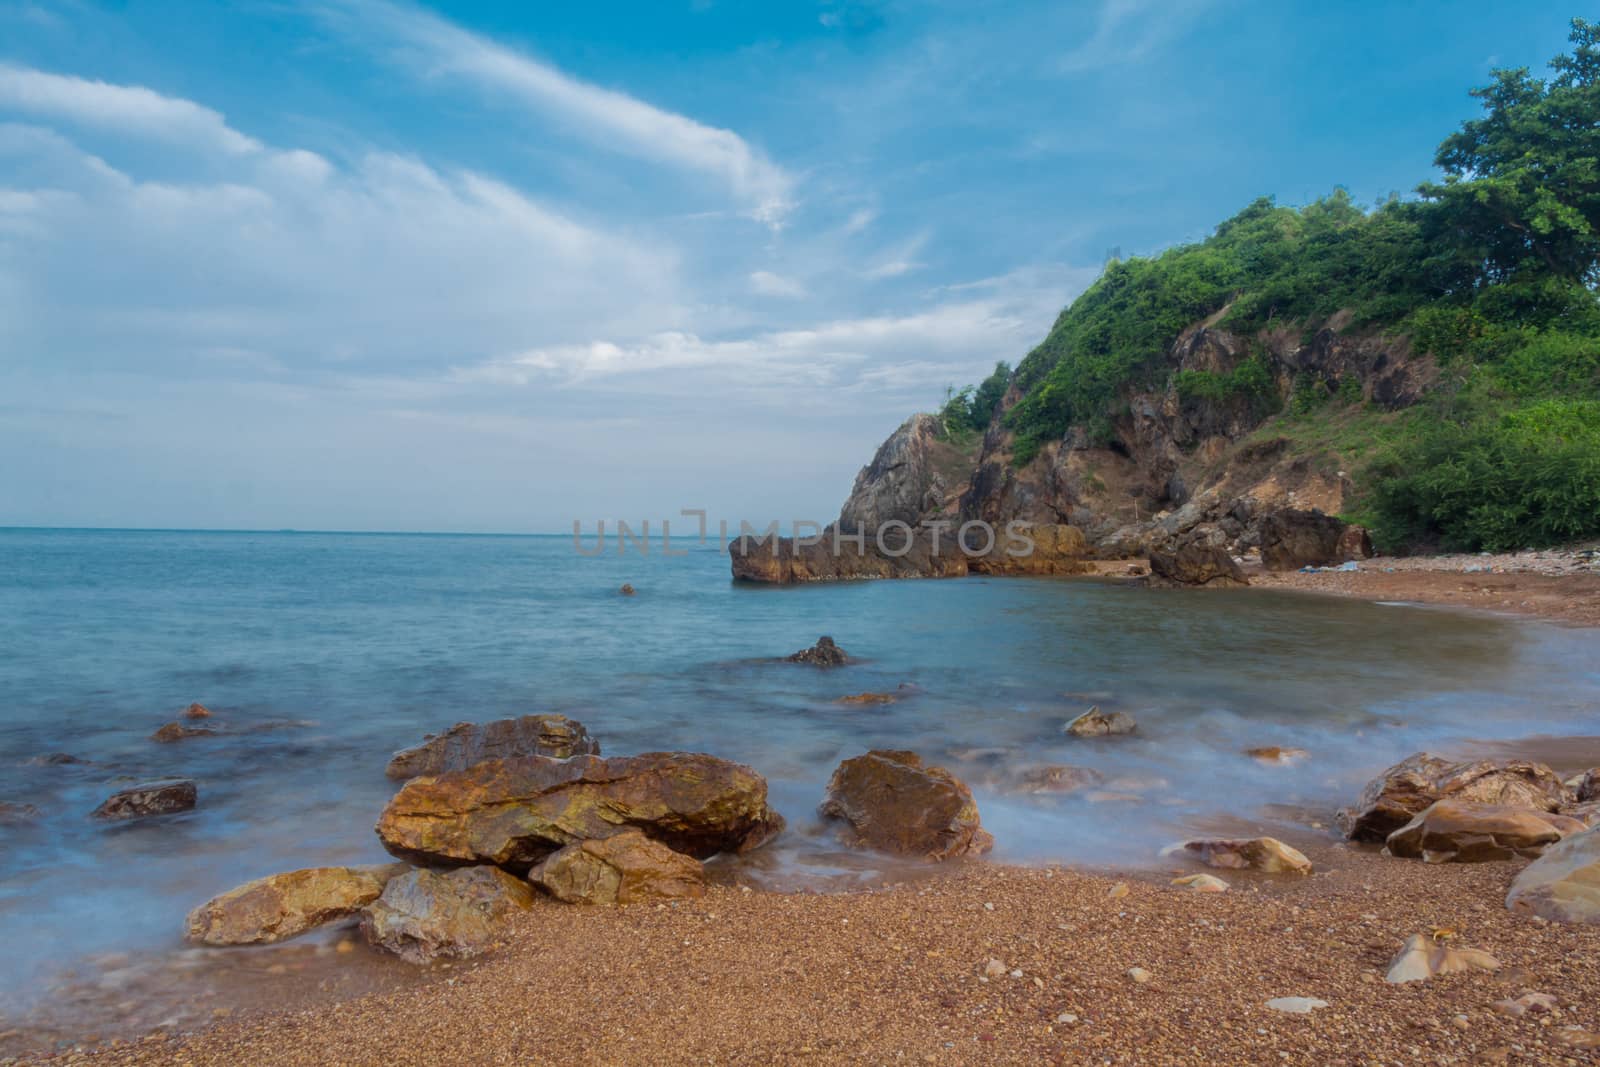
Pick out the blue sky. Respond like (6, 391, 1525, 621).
(0, 0, 1582, 532)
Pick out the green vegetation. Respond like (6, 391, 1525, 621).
(937, 360, 1010, 438)
(939, 18, 1600, 550)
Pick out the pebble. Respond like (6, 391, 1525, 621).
(1264, 997, 1328, 1014)
(1127, 967, 1152, 984)
(982, 959, 1006, 978)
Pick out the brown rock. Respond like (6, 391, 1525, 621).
(1337, 524, 1375, 561)
(619, 584, 636, 596)
(385, 714, 599, 780)
(376, 752, 783, 870)
(1177, 837, 1312, 875)
(151, 722, 217, 743)
(1063, 706, 1137, 738)
(729, 529, 969, 584)
(186, 864, 410, 945)
(91, 779, 197, 820)
(967, 523, 1089, 576)
(786, 636, 849, 666)
(530, 830, 706, 905)
(1146, 544, 1247, 588)
(1245, 746, 1309, 765)
(360, 866, 534, 963)
(1014, 765, 1104, 794)
(1259, 509, 1354, 570)
(1578, 769, 1600, 804)
(1506, 827, 1600, 924)
(183, 702, 212, 720)
(0, 801, 42, 824)
(818, 749, 992, 861)
(1385, 800, 1583, 863)
(1339, 753, 1569, 842)
(1385, 933, 1499, 984)
(836, 692, 897, 706)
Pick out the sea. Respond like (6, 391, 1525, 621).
(2, 527, 1598, 1042)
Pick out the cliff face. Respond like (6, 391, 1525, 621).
(837, 317, 1424, 564)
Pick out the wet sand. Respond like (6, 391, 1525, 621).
(30, 839, 1600, 1067)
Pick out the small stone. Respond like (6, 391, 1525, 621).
(1453, 1014, 1471, 1031)
(619, 583, 636, 596)
(983, 959, 1006, 978)
(1171, 873, 1229, 893)
(1008, 969, 1022, 979)
(1108, 882, 1130, 899)
(1385, 933, 1499, 984)
(1127, 967, 1152, 984)
(1265, 997, 1328, 1014)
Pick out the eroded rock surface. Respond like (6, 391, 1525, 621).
(186, 864, 410, 945)
(386, 714, 599, 780)
(1339, 753, 1569, 842)
(531, 830, 706, 905)
(1147, 544, 1247, 588)
(819, 749, 993, 861)
(1385, 800, 1584, 863)
(1177, 837, 1312, 874)
(376, 752, 783, 870)
(361, 866, 534, 963)
(1507, 828, 1600, 924)
(91, 779, 197, 820)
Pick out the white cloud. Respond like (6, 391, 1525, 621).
(0, 64, 262, 156)
(1059, 0, 1211, 74)
(749, 269, 806, 298)
(862, 229, 928, 279)
(318, 0, 795, 226)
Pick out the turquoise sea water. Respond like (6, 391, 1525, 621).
(2, 527, 1599, 1019)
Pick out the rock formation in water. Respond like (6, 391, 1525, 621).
(818, 749, 993, 861)
(91, 779, 198, 820)
(186, 864, 410, 945)
(386, 714, 599, 779)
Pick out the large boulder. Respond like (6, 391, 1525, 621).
(91, 779, 197, 820)
(360, 866, 534, 964)
(1385, 800, 1586, 863)
(186, 864, 410, 945)
(1176, 837, 1312, 875)
(375, 752, 783, 870)
(1339, 753, 1570, 842)
(530, 830, 706, 905)
(786, 636, 849, 666)
(1063, 706, 1137, 738)
(818, 750, 993, 862)
(1146, 544, 1247, 588)
(386, 714, 599, 780)
(1507, 828, 1600, 924)
(1259, 509, 1354, 570)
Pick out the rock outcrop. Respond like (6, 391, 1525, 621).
(186, 864, 410, 945)
(729, 529, 969, 583)
(183, 702, 212, 720)
(1339, 753, 1570, 842)
(375, 752, 783, 870)
(1147, 544, 1248, 588)
(1385, 800, 1585, 863)
(1063, 706, 1137, 738)
(1507, 828, 1600, 923)
(786, 636, 849, 666)
(151, 722, 217, 742)
(386, 714, 599, 780)
(530, 830, 706, 905)
(1175, 837, 1312, 875)
(360, 866, 534, 963)
(91, 779, 197, 820)
(1259, 508, 1364, 570)
(818, 750, 993, 861)
(838, 414, 971, 533)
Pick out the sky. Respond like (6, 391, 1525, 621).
(0, 0, 1583, 532)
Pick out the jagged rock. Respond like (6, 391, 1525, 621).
(1064, 706, 1137, 738)
(151, 722, 217, 743)
(360, 866, 534, 963)
(1245, 746, 1309, 765)
(385, 714, 599, 780)
(1339, 753, 1571, 842)
(1386, 800, 1585, 863)
(787, 636, 849, 666)
(819, 749, 993, 861)
(186, 864, 410, 945)
(91, 779, 197, 820)
(729, 529, 969, 583)
(1385, 933, 1499, 984)
(838, 413, 970, 533)
(1176, 837, 1312, 874)
(1014, 764, 1104, 794)
(0, 801, 42, 824)
(530, 830, 706, 905)
(1578, 769, 1600, 804)
(376, 752, 783, 870)
(1259, 509, 1354, 570)
(1147, 544, 1247, 588)
(1172, 873, 1229, 892)
(1507, 828, 1600, 924)
(183, 702, 212, 720)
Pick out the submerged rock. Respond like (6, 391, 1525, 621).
(183, 702, 213, 720)
(1176, 837, 1312, 875)
(1385, 933, 1499, 984)
(186, 864, 410, 945)
(1339, 753, 1571, 842)
(1507, 827, 1600, 924)
(1385, 800, 1584, 863)
(835, 692, 898, 706)
(385, 714, 599, 780)
(1146, 544, 1247, 588)
(818, 749, 992, 861)
(91, 779, 197, 820)
(0, 801, 42, 824)
(619, 583, 636, 596)
(150, 722, 217, 743)
(361, 866, 534, 964)
(531, 830, 706, 905)
(1245, 746, 1309, 765)
(1014, 764, 1104, 794)
(786, 635, 850, 666)
(1063, 706, 1137, 738)
(376, 752, 783, 870)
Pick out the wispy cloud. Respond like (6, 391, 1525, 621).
(0, 63, 262, 155)
(315, 0, 795, 225)
(1058, 0, 1212, 74)
(748, 269, 806, 298)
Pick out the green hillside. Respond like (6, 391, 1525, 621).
(949, 18, 1600, 553)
